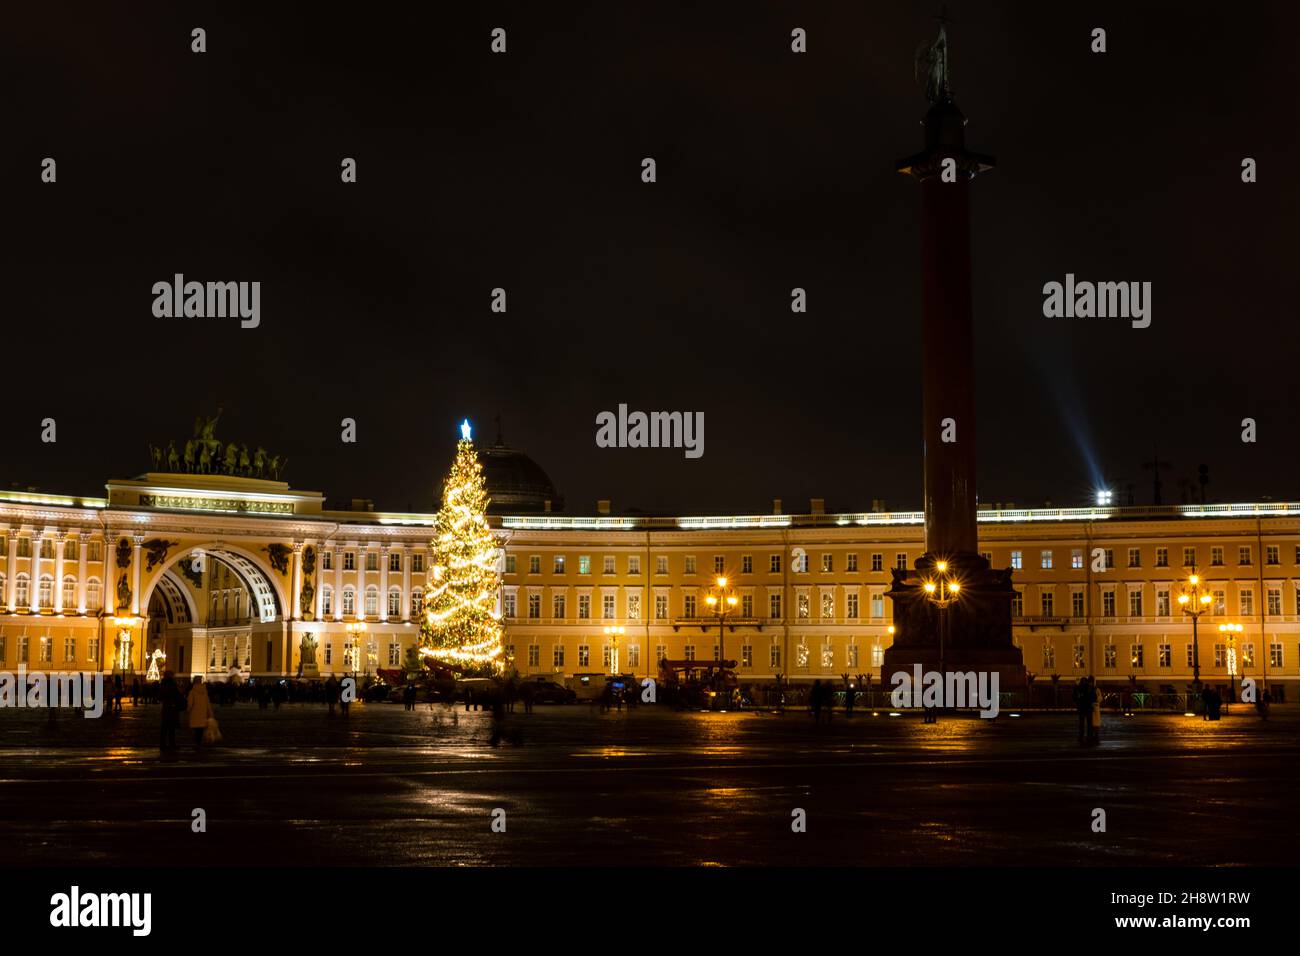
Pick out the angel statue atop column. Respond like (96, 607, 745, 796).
(914, 21, 949, 103)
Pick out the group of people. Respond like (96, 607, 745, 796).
(808, 679, 841, 724)
(1201, 685, 1225, 721)
(323, 674, 352, 716)
(1074, 676, 1103, 743)
(157, 672, 216, 757)
(599, 681, 638, 712)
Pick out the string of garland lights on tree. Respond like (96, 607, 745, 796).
(417, 420, 505, 675)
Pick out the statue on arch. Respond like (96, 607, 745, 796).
(195, 406, 223, 445)
(142, 538, 178, 572)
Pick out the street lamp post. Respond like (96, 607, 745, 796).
(1176, 568, 1214, 702)
(705, 576, 738, 702)
(346, 620, 368, 679)
(1219, 622, 1243, 703)
(883, 625, 895, 710)
(111, 616, 142, 674)
(603, 625, 625, 675)
(922, 560, 961, 718)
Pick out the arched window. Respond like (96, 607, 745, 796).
(411, 588, 424, 617)
(342, 587, 356, 616)
(15, 573, 30, 607)
(387, 587, 402, 617)
(86, 577, 102, 612)
(364, 585, 379, 617)
(321, 586, 334, 617)
(62, 575, 76, 610)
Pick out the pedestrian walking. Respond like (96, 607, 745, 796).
(1089, 680, 1102, 744)
(1256, 689, 1271, 721)
(186, 676, 214, 752)
(845, 684, 856, 718)
(489, 690, 505, 747)
(325, 675, 338, 715)
(1074, 677, 1091, 743)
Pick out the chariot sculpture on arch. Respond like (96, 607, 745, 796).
(148, 406, 288, 479)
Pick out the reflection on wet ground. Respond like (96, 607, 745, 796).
(1, 702, 1296, 866)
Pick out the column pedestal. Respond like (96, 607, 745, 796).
(883, 552, 1025, 695)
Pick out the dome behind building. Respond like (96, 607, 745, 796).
(479, 441, 563, 513)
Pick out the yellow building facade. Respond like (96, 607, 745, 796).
(1, 472, 1298, 698)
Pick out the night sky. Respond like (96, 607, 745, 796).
(6, 1, 1297, 516)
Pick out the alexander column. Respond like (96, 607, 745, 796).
(883, 20, 1025, 696)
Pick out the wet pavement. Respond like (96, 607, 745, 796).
(1, 701, 1295, 866)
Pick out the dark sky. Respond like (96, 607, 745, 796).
(6, 1, 1298, 516)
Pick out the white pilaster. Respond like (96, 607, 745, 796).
(5, 530, 17, 610)
(30, 532, 43, 612)
(131, 534, 143, 616)
(76, 533, 88, 613)
(334, 548, 343, 621)
(401, 546, 412, 622)
(53, 531, 66, 613)
(291, 542, 303, 620)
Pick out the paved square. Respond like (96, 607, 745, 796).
(1, 702, 1295, 866)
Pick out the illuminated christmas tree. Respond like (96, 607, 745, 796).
(418, 420, 505, 675)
